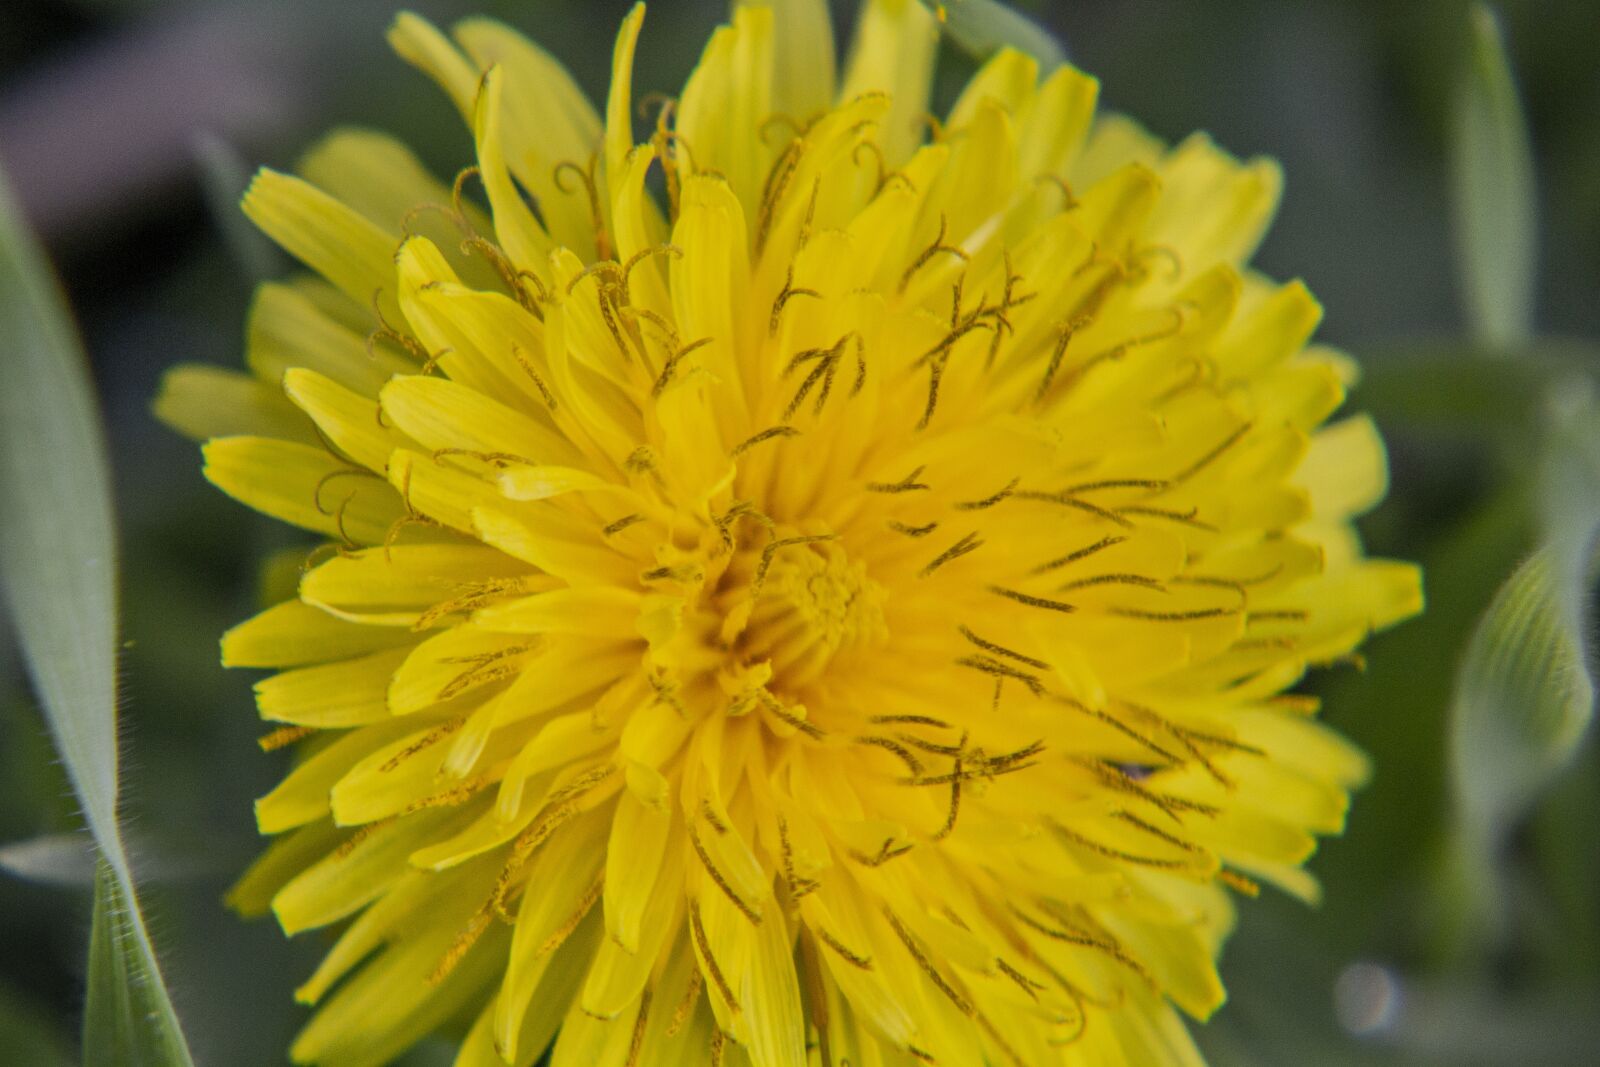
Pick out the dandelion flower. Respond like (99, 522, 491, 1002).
(157, 1, 1423, 1064)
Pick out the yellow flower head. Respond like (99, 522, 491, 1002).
(157, 1, 1423, 1064)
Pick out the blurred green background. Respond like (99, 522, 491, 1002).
(1, 0, 1598, 1064)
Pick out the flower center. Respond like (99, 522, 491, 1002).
(696, 532, 889, 705)
(737, 539, 887, 687)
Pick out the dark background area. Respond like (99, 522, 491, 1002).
(1, 1, 1597, 1064)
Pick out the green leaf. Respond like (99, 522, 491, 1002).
(1450, 549, 1593, 854)
(1435, 378, 1600, 961)
(0, 831, 204, 888)
(85, 861, 196, 1067)
(1353, 341, 1600, 455)
(1451, 4, 1537, 345)
(0, 832, 96, 887)
(192, 131, 287, 282)
(0, 161, 195, 1064)
(920, 0, 1066, 70)
(1356, 344, 1546, 437)
(1537, 379, 1600, 643)
(1444, 547, 1592, 955)
(1318, 486, 1530, 957)
(0, 172, 120, 871)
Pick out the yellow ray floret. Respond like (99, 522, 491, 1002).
(158, 1, 1422, 1065)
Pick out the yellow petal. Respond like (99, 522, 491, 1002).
(924, 97, 1017, 250)
(462, 910, 597, 1067)
(472, 586, 644, 638)
(392, 236, 530, 401)
(450, 17, 602, 156)
(299, 126, 498, 291)
(388, 623, 538, 715)
(740, 906, 806, 1067)
(255, 716, 426, 833)
(619, 700, 694, 770)
(289, 887, 509, 1067)
(295, 866, 462, 1004)
(600, 789, 672, 954)
(667, 175, 753, 462)
(1214, 278, 1323, 378)
(1149, 134, 1283, 271)
(539, 293, 642, 461)
(223, 600, 417, 668)
(1017, 62, 1100, 184)
(379, 373, 583, 469)
(679, 6, 774, 216)
(497, 712, 620, 819)
(153, 364, 311, 443)
(331, 715, 494, 824)
(688, 815, 770, 926)
(496, 810, 609, 1059)
(1097, 911, 1226, 1021)
(203, 436, 402, 543)
(452, 16, 604, 255)
(407, 797, 539, 873)
(241, 168, 400, 324)
(282, 366, 400, 472)
(274, 805, 470, 934)
(246, 281, 413, 396)
(1072, 160, 1162, 255)
(739, 0, 834, 120)
(471, 66, 552, 275)
(385, 447, 502, 535)
(1073, 111, 1165, 187)
(604, 5, 646, 212)
(388, 12, 478, 119)
(798, 885, 917, 1047)
(582, 840, 683, 1018)
(608, 144, 671, 316)
(473, 505, 636, 586)
(1236, 708, 1370, 787)
(487, 642, 640, 730)
(300, 543, 531, 628)
(256, 646, 414, 727)
(497, 464, 633, 503)
(225, 817, 344, 917)
(1296, 413, 1389, 521)
(946, 47, 1037, 132)
(839, 0, 940, 166)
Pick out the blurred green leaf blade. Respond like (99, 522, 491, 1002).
(1538, 379, 1600, 638)
(1355, 339, 1600, 441)
(0, 162, 195, 1064)
(1433, 379, 1600, 961)
(0, 164, 120, 862)
(192, 131, 287, 282)
(919, 0, 1065, 69)
(1450, 549, 1593, 848)
(85, 861, 194, 1067)
(0, 832, 96, 888)
(1451, 3, 1537, 345)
